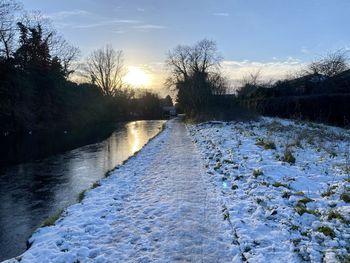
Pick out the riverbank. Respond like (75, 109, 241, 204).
(188, 117, 350, 262)
(5, 119, 234, 262)
(0, 120, 165, 261)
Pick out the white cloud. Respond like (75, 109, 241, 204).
(137, 8, 146, 12)
(222, 58, 306, 90)
(213, 12, 230, 17)
(133, 24, 166, 30)
(48, 10, 90, 19)
(75, 19, 140, 29)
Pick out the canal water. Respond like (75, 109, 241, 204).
(0, 120, 165, 261)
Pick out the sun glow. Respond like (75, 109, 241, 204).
(123, 67, 151, 87)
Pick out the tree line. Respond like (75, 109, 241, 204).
(0, 0, 171, 134)
(2, 0, 349, 132)
(236, 50, 350, 126)
(165, 37, 350, 125)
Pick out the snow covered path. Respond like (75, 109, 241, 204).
(11, 119, 234, 263)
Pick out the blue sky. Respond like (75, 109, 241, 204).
(21, 0, 350, 91)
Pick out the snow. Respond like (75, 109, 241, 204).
(5, 119, 235, 263)
(4, 117, 350, 263)
(188, 117, 350, 263)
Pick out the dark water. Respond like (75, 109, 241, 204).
(0, 120, 165, 261)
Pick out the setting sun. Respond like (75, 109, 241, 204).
(123, 67, 151, 87)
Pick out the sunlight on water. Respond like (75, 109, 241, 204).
(129, 121, 142, 153)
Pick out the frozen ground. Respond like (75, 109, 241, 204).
(188, 117, 350, 263)
(6, 119, 236, 263)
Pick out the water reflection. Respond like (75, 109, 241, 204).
(0, 120, 165, 261)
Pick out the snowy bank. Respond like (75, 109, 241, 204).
(5, 119, 235, 262)
(4, 122, 170, 263)
(188, 117, 350, 263)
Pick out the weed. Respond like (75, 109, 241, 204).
(317, 226, 336, 239)
(295, 204, 319, 216)
(282, 191, 291, 198)
(321, 189, 336, 198)
(291, 238, 301, 246)
(222, 206, 230, 221)
(298, 197, 314, 205)
(283, 149, 296, 164)
(340, 192, 350, 203)
(214, 162, 222, 170)
(92, 182, 101, 189)
(78, 190, 86, 203)
(260, 181, 270, 187)
(234, 175, 243, 181)
(41, 210, 63, 227)
(256, 198, 263, 205)
(256, 139, 276, 150)
(327, 210, 347, 222)
(288, 139, 303, 149)
(291, 225, 299, 231)
(329, 152, 338, 158)
(300, 231, 308, 237)
(253, 169, 264, 177)
(272, 182, 289, 188)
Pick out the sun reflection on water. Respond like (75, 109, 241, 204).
(129, 121, 141, 153)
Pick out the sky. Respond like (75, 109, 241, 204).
(21, 0, 350, 94)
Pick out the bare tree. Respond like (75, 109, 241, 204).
(0, 0, 21, 59)
(166, 39, 222, 83)
(209, 73, 228, 95)
(85, 45, 126, 96)
(166, 39, 226, 113)
(241, 69, 262, 87)
(307, 50, 349, 77)
(50, 35, 80, 74)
